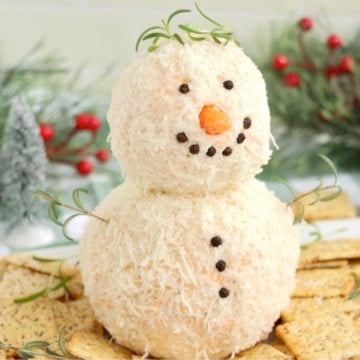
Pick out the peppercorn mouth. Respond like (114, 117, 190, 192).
(175, 116, 251, 157)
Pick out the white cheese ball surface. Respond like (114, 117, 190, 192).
(108, 41, 272, 193)
(80, 179, 299, 359)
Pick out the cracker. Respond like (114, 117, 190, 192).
(299, 239, 360, 267)
(0, 298, 58, 348)
(236, 343, 291, 359)
(281, 296, 360, 322)
(2, 253, 78, 278)
(291, 191, 356, 221)
(67, 329, 132, 360)
(0, 265, 65, 300)
(52, 298, 103, 341)
(66, 273, 84, 299)
(297, 259, 348, 270)
(292, 268, 356, 298)
(276, 310, 360, 359)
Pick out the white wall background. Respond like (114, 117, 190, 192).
(1, 0, 359, 93)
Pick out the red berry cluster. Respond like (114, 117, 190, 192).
(272, 17, 356, 89)
(39, 113, 110, 176)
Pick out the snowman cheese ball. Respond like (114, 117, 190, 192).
(80, 10, 299, 360)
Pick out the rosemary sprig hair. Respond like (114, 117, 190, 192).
(29, 187, 108, 241)
(273, 154, 342, 224)
(136, 2, 239, 52)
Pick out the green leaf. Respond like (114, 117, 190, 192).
(72, 188, 88, 210)
(167, 9, 191, 25)
(292, 201, 305, 224)
(57, 326, 74, 358)
(48, 202, 63, 226)
(178, 24, 209, 35)
(142, 32, 172, 41)
(195, 2, 223, 27)
(135, 26, 163, 51)
(211, 34, 222, 44)
(188, 33, 206, 41)
(32, 255, 63, 263)
(33, 189, 52, 201)
(319, 187, 342, 202)
(51, 277, 71, 292)
(318, 154, 338, 184)
(24, 341, 49, 350)
(173, 33, 184, 45)
(348, 278, 360, 300)
(14, 288, 47, 304)
(62, 214, 82, 241)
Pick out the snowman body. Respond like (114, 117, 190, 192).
(80, 41, 299, 359)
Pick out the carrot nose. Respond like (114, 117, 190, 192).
(199, 104, 232, 135)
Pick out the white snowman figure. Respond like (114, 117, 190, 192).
(80, 38, 299, 358)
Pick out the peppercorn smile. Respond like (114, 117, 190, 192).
(175, 117, 251, 157)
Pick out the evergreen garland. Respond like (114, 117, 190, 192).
(259, 19, 360, 177)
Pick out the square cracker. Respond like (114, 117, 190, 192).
(276, 310, 360, 360)
(281, 296, 360, 322)
(0, 298, 58, 348)
(299, 239, 360, 267)
(52, 298, 103, 341)
(67, 329, 133, 360)
(236, 343, 291, 359)
(0, 265, 65, 300)
(291, 191, 356, 221)
(2, 253, 78, 278)
(292, 268, 356, 298)
(297, 259, 348, 270)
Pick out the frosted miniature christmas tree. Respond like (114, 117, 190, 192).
(0, 97, 47, 230)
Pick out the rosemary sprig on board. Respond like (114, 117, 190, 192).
(0, 327, 77, 359)
(29, 187, 108, 241)
(136, 3, 239, 52)
(273, 154, 342, 224)
(349, 277, 360, 300)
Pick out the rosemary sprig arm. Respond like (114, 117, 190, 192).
(30, 187, 108, 241)
(273, 154, 342, 224)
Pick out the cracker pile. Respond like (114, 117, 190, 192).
(1, 240, 360, 360)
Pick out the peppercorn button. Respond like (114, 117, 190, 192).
(223, 80, 234, 90)
(219, 287, 230, 298)
(216, 260, 226, 272)
(210, 236, 222, 247)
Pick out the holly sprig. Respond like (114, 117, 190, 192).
(273, 154, 342, 224)
(0, 327, 77, 359)
(30, 188, 108, 241)
(136, 3, 239, 52)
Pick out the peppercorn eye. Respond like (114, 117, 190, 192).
(223, 80, 234, 90)
(179, 83, 190, 94)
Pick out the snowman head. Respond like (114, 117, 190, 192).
(108, 41, 272, 193)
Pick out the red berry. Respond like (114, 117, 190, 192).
(39, 123, 54, 142)
(298, 17, 313, 31)
(76, 160, 93, 176)
(75, 114, 101, 132)
(325, 65, 339, 79)
(283, 73, 301, 88)
(87, 116, 101, 131)
(338, 55, 355, 74)
(272, 54, 289, 71)
(95, 149, 110, 162)
(327, 34, 342, 49)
